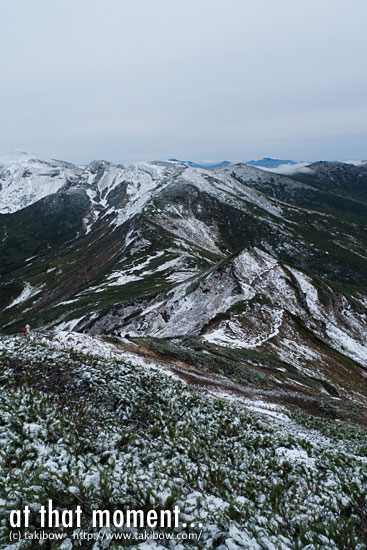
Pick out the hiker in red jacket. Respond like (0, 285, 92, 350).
(22, 324, 30, 340)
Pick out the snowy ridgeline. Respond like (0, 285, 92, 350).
(0, 334, 367, 550)
(0, 152, 307, 217)
(69, 247, 367, 372)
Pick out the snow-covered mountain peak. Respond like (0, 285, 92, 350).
(0, 155, 188, 215)
(0, 150, 34, 164)
(0, 150, 76, 169)
(0, 152, 82, 214)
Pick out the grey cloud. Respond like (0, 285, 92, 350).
(0, 0, 366, 163)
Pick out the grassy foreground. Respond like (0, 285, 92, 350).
(0, 336, 367, 549)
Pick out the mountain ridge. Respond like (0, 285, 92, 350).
(1, 153, 366, 421)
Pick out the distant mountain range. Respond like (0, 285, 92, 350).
(169, 158, 300, 169)
(246, 158, 299, 168)
(168, 159, 232, 169)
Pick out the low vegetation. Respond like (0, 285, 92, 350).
(1, 336, 367, 549)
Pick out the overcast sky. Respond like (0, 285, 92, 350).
(1, 0, 366, 164)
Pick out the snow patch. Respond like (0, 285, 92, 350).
(5, 283, 41, 310)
